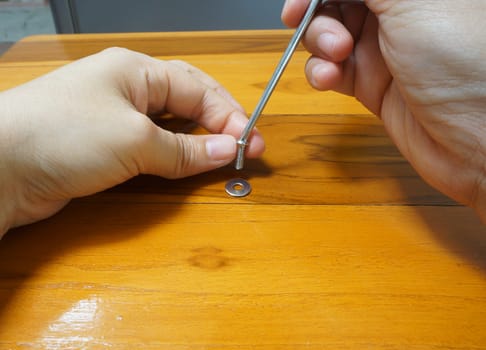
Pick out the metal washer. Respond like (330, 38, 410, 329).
(225, 178, 252, 197)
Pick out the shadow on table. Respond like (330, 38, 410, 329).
(0, 159, 273, 326)
(1, 113, 485, 331)
(416, 206, 486, 271)
(321, 114, 486, 275)
(0, 117, 273, 326)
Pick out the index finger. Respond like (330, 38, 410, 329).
(133, 53, 265, 159)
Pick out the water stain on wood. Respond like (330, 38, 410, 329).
(188, 247, 231, 270)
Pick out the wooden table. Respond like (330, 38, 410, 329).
(1, 31, 485, 349)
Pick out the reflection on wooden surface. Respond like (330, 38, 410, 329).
(0, 31, 485, 349)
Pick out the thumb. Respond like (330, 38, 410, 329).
(141, 127, 237, 179)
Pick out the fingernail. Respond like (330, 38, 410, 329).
(312, 63, 326, 76)
(206, 135, 236, 162)
(317, 32, 337, 54)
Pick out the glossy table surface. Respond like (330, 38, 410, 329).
(1, 31, 485, 349)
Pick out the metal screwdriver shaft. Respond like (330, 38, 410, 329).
(234, 0, 322, 170)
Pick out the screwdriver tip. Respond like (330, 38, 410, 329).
(235, 140, 246, 170)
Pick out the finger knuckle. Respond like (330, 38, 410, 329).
(100, 46, 132, 57)
(172, 134, 198, 178)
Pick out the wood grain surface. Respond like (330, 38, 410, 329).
(0, 31, 485, 349)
